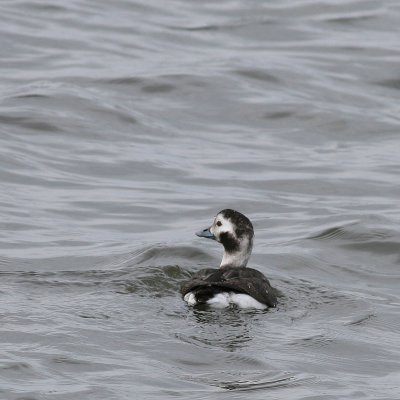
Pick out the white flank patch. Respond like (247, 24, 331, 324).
(185, 291, 267, 309)
(184, 292, 197, 306)
(206, 292, 267, 309)
(206, 293, 230, 308)
(229, 293, 267, 309)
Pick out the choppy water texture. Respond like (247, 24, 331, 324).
(1, 0, 400, 399)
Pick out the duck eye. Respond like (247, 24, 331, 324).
(216, 221, 222, 227)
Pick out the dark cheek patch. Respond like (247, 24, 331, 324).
(219, 232, 240, 253)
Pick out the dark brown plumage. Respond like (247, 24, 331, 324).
(182, 209, 278, 308)
(180, 266, 277, 308)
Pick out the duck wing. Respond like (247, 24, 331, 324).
(180, 267, 277, 308)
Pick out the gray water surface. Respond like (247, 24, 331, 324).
(1, 1, 400, 399)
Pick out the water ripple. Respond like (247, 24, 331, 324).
(1, 0, 400, 399)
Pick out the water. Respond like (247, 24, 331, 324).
(1, 0, 400, 398)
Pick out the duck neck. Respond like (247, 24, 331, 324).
(220, 238, 252, 268)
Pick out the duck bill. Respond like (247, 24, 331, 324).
(195, 227, 215, 240)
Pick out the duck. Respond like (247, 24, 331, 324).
(181, 209, 277, 309)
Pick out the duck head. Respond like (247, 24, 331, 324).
(196, 209, 254, 268)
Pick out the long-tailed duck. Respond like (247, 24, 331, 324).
(181, 209, 277, 309)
